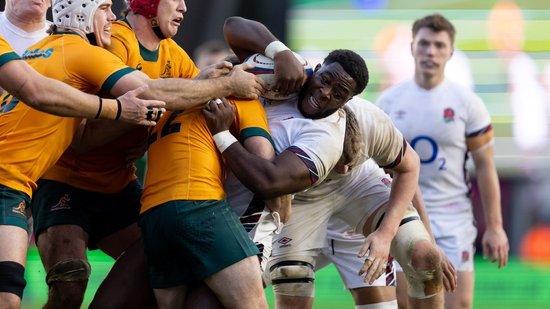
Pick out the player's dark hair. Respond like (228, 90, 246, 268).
(323, 49, 369, 96)
(413, 14, 456, 45)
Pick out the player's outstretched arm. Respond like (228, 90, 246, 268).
(203, 100, 312, 199)
(112, 66, 265, 111)
(0, 59, 165, 125)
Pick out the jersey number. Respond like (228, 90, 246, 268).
(148, 110, 183, 145)
(0, 95, 20, 113)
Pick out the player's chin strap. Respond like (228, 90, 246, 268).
(150, 19, 167, 40)
(86, 33, 98, 46)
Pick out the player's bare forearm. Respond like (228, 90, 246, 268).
(467, 132, 503, 228)
(3, 62, 94, 117)
(378, 146, 420, 237)
(472, 143, 509, 267)
(224, 16, 278, 61)
(243, 136, 292, 221)
(379, 176, 414, 237)
(145, 77, 232, 109)
(388, 144, 433, 239)
(175, 76, 237, 105)
(222, 145, 311, 199)
(1, 61, 163, 125)
(472, 145, 503, 229)
(204, 100, 310, 198)
(113, 69, 263, 112)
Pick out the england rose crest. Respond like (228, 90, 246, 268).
(443, 108, 455, 123)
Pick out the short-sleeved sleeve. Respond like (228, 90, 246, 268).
(232, 98, 273, 145)
(67, 42, 135, 94)
(0, 35, 20, 68)
(279, 113, 345, 185)
(465, 94, 492, 138)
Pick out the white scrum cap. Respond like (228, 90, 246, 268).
(52, 0, 106, 34)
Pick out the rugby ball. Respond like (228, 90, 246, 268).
(244, 52, 313, 100)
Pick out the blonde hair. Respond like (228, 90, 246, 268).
(339, 105, 363, 168)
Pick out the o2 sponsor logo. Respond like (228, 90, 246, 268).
(410, 135, 446, 170)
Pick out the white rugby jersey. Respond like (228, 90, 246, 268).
(296, 96, 404, 202)
(377, 79, 492, 212)
(262, 96, 346, 187)
(225, 96, 346, 216)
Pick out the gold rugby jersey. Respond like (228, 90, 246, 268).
(0, 33, 134, 196)
(42, 20, 200, 193)
(140, 97, 272, 214)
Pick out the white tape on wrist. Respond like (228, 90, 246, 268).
(265, 40, 290, 59)
(213, 130, 238, 153)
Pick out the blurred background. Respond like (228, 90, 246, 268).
(3, 0, 550, 307)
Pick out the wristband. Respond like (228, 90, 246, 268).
(94, 97, 103, 119)
(265, 41, 290, 59)
(114, 99, 122, 120)
(96, 98, 120, 120)
(212, 130, 238, 153)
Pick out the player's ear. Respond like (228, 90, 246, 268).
(314, 63, 322, 72)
